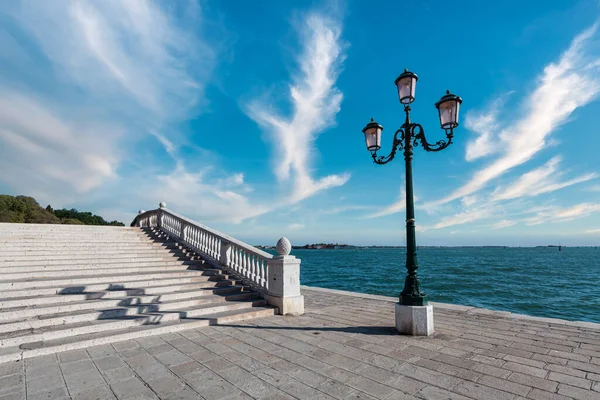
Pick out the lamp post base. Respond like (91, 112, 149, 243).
(395, 303, 434, 336)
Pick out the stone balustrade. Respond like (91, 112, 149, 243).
(131, 203, 304, 315)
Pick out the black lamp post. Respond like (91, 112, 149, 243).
(362, 69, 462, 307)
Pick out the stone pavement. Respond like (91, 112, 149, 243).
(1, 286, 600, 400)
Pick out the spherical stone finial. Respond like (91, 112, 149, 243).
(159, 202, 166, 208)
(276, 237, 291, 256)
(138, 210, 145, 215)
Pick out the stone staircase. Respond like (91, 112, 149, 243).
(0, 223, 276, 363)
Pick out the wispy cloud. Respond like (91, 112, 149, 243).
(246, 12, 350, 202)
(524, 203, 600, 225)
(433, 22, 600, 206)
(585, 228, 600, 234)
(0, 0, 216, 206)
(491, 156, 597, 201)
(464, 96, 509, 161)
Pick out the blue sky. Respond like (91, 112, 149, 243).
(0, 0, 599, 246)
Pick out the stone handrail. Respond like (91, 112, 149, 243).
(131, 203, 304, 315)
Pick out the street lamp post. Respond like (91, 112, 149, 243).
(362, 69, 462, 336)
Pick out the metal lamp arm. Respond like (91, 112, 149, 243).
(411, 123, 453, 152)
(372, 128, 405, 164)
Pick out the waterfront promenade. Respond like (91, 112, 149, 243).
(1, 287, 599, 400)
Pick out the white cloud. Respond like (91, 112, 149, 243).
(246, 12, 350, 202)
(0, 92, 119, 196)
(491, 156, 597, 201)
(464, 96, 508, 161)
(288, 223, 305, 230)
(585, 228, 600, 234)
(432, 23, 600, 206)
(524, 203, 600, 225)
(491, 219, 517, 229)
(0, 0, 220, 213)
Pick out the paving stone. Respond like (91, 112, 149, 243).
(417, 385, 472, 400)
(63, 369, 107, 395)
(60, 359, 96, 375)
(112, 340, 139, 351)
(0, 362, 22, 377)
(26, 372, 65, 395)
(202, 356, 237, 372)
(58, 349, 89, 364)
(0, 374, 24, 394)
(99, 366, 137, 384)
(546, 363, 588, 378)
(478, 374, 532, 397)
(588, 372, 600, 382)
(470, 354, 506, 367)
(557, 383, 600, 400)
(548, 351, 591, 363)
(503, 361, 548, 378)
(316, 379, 357, 400)
(568, 361, 600, 375)
(548, 372, 592, 389)
(87, 345, 118, 359)
(532, 354, 569, 366)
(71, 385, 117, 400)
(154, 350, 193, 367)
(27, 386, 70, 400)
(0, 392, 25, 400)
(473, 363, 511, 379)
(503, 355, 546, 369)
(94, 356, 128, 371)
(169, 360, 206, 376)
(160, 386, 202, 400)
(146, 374, 187, 397)
(508, 371, 558, 392)
(394, 363, 463, 389)
(527, 388, 571, 400)
(442, 365, 482, 382)
(453, 380, 515, 400)
(110, 377, 158, 399)
(183, 369, 244, 399)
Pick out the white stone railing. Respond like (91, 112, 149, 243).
(131, 202, 304, 315)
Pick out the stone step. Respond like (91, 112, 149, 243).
(0, 225, 137, 232)
(0, 278, 240, 300)
(0, 235, 148, 245)
(0, 260, 205, 274)
(0, 249, 195, 262)
(0, 270, 231, 291)
(0, 295, 262, 347)
(0, 244, 183, 254)
(0, 255, 201, 267)
(0, 291, 260, 322)
(0, 285, 245, 320)
(0, 265, 220, 282)
(0, 306, 276, 364)
(0, 240, 179, 248)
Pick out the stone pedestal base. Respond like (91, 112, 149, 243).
(395, 303, 434, 336)
(267, 295, 304, 316)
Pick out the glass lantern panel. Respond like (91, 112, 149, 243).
(364, 127, 381, 151)
(439, 100, 457, 129)
(397, 77, 416, 104)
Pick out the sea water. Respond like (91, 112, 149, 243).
(287, 247, 600, 323)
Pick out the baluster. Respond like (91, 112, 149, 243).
(232, 247, 238, 272)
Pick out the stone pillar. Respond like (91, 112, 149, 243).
(137, 210, 145, 227)
(220, 242, 231, 266)
(157, 202, 166, 229)
(266, 237, 304, 316)
(395, 304, 434, 336)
